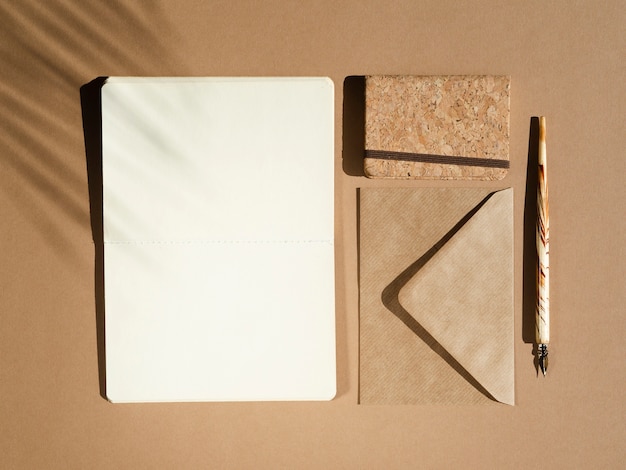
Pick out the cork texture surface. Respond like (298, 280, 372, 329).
(364, 75, 510, 179)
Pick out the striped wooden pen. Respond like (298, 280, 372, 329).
(536, 116, 550, 376)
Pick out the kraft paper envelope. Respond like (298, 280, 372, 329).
(101, 77, 335, 403)
(359, 187, 514, 405)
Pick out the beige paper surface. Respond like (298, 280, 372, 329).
(359, 187, 514, 405)
(3, 2, 624, 467)
(101, 78, 336, 402)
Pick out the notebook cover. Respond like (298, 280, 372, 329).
(363, 75, 510, 180)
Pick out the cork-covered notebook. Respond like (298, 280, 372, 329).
(364, 75, 510, 180)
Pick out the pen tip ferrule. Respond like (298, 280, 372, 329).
(538, 343, 549, 377)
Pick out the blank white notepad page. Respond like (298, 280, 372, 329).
(101, 77, 335, 402)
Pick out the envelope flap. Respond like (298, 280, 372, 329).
(397, 188, 514, 404)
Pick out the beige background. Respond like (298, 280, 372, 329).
(1, 1, 624, 468)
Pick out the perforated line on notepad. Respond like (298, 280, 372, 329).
(103, 240, 334, 245)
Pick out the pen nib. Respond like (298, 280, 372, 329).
(538, 343, 549, 377)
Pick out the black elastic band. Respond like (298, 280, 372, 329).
(365, 149, 510, 169)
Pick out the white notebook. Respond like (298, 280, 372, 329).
(101, 77, 336, 402)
